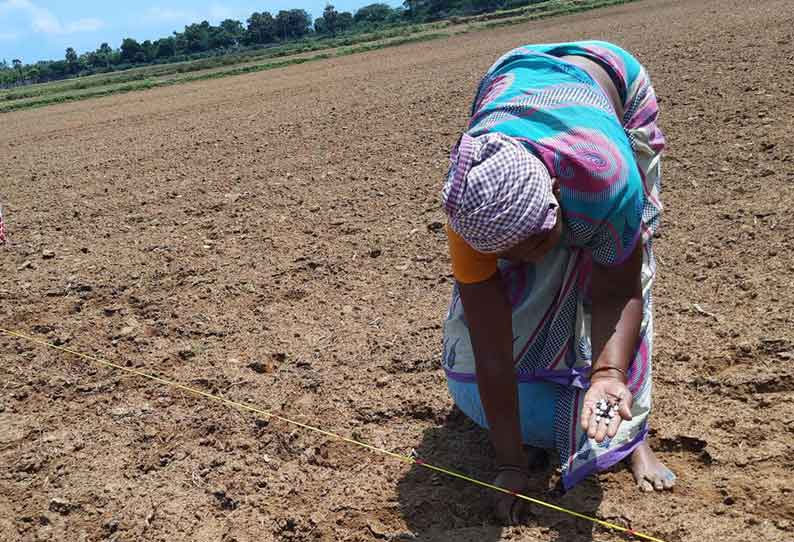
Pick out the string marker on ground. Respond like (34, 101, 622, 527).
(0, 327, 667, 542)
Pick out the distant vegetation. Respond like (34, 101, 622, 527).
(0, 0, 634, 113)
(0, 0, 556, 88)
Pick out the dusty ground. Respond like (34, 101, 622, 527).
(1, 0, 793, 540)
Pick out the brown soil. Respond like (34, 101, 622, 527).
(1, 0, 793, 540)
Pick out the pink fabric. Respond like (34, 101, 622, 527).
(0, 206, 7, 246)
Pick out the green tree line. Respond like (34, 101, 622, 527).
(1, 0, 543, 87)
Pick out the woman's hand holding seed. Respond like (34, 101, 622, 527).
(581, 377, 633, 442)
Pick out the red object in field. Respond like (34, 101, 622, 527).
(0, 206, 6, 246)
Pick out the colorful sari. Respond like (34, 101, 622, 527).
(442, 41, 664, 489)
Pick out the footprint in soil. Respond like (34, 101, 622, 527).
(396, 407, 604, 541)
(654, 433, 713, 465)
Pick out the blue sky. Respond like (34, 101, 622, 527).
(0, 0, 405, 64)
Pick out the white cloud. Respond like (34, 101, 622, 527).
(65, 18, 104, 33)
(144, 7, 196, 23)
(144, 4, 249, 26)
(0, 0, 104, 35)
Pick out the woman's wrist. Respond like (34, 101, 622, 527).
(489, 424, 527, 467)
(590, 365, 628, 383)
(493, 441, 528, 468)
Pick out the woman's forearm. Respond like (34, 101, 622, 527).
(591, 294, 643, 378)
(459, 273, 526, 466)
(476, 353, 525, 465)
(590, 242, 645, 378)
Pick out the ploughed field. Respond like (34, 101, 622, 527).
(1, 0, 792, 540)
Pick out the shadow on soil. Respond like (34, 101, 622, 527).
(396, 406, 605, 542)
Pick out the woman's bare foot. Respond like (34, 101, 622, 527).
(492, 468, 530, 525)
(630, 440, 676, 492)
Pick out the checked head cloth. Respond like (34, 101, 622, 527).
(442, 132, 557, 254)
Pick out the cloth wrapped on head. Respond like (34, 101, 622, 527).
(442, 132, 557, 254)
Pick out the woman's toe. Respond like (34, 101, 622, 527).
(662, 470, 676, 489)
(652, 475, 665, 491)
(510, 498, 527, 525)
(637, 477, 654, 492)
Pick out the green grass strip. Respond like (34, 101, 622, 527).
(0, 34, 446, 113)
(0, 24, 430, 103)
(1, 0, 636, 114)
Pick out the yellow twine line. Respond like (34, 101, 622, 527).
(0, 327, 665, 542)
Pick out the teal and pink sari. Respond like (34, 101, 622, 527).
(442, 41, 664, 489)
